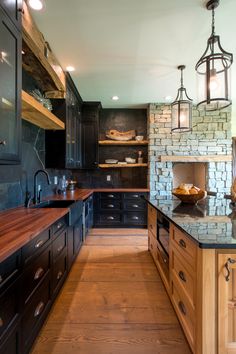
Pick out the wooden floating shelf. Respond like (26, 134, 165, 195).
(160, 155, 232, 163)
(99, 140, 148, 146)
(99, 163, 148, 168)
(21, 90, 65, 130)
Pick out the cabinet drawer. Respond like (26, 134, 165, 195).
(100, 200, 121, 210)
(53, 216, 67, 236)
(22, 274, 51, 351)
(22, 228, 50, 265)
(0, 320, 20, 354)
(22, 245, 51, 305)
(148, 232, 158, 263)
(53, 230, 67, 261)
(0, 280, 20, 340)
(171, 249, 195, 308)
(171, 226, 197, 269)
(171, 280, 195, 351)
(123, 212, 147, 225)
(100, 192, 121, 200)
(0, 250, 21, 290)
(148, 204, 157, 237)
(94, 213, 122, 225)
(123, 192, 146, 199)
(123, 200, 146, 211)
(52, 250, 67, 295)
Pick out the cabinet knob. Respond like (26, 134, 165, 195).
(132, 216, 139, 220)
(57, 222, 63, 229)
(34, 301, 45, 317)
(34, 239, 45, 249)
(108, 194, 114, 198)
(0, 140, 6, 146)
(57, 271, 63, 280)
(108, 204, 114, 208)
(132, 204, 139, 208)
(34, 267, 44, 280)
(132, 195, 139, 198)
(107, 216, 114, 220)
(178, 301, 187, 316)
(179, 239, 186, 249)
(178, 271, 186, 282)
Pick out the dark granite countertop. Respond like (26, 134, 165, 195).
(147, 196, 236, 249)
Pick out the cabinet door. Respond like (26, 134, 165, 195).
(0, 8, 21, 164)
(0, 0, 22, 29)
(74, 106, 81, 168)
(218, 253, 236, 354)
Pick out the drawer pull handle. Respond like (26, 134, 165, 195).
(0, 140, 6, 146)
(163, 258, 167, 264)
(34, 301, 45, 317)
(132, 204, 139, 208)
(34, 267, 44, 280)
(108, 204, 114, 208)
(35, 239, 45, 249)
(107, 216, 114, 220)
(132, 216, 139, 220)
(57, 271, 63, 280)
(57, 223, 63, 229)
(225, 258, 236, 281)
(57, 245, 64, 253)
(0, 317, 3, 327)
(108, 194, 114, 198)
(179, 239, 186, 248)
(132, 195, 139, 198)
(178, 301, 186, 316)
(0, 275, 2, 283)
(178, 271, 186, 282)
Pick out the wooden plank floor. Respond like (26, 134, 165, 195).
(31, 229, 191, 354)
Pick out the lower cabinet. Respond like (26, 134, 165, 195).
(94, 192, 147, 228)
(0, 212, 83, 354)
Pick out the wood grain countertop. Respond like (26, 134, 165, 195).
(0, 207, 69, 262)
(0, 188, 149, 262)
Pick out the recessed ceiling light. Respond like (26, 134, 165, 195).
(66, 66, 75, 72)
(112, 96, 119, 101)
(165, 95, 172, 102)
(28, 0, 43, 10)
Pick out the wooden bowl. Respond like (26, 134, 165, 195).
(172, 189, 207, 204)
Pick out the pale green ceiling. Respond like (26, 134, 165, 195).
(32, 0, 236, 122)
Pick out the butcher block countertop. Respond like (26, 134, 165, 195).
(0, 188, 149, 262)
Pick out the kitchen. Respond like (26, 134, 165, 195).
(0, 0, 236, 353)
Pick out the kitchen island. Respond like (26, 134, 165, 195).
(147, 197, 236, 354)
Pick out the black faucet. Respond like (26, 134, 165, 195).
(33, 169, 51, 204)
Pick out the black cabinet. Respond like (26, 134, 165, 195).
(0, 320, 20, 354)
(68, 216, 83, 270)
(0, 6, 21, 164)
(0, 0, 22, 29)
(45, 74, 82, 169)
(94, 192, 147, 228)
(83, 195, 93, 238)
(81, 102, 101, 169)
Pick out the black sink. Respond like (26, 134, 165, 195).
(32, 200, 76, 208)
(32, 199, 83, 226)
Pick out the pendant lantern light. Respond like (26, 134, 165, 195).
(171, 65, 192, 133)
(195, 0, 233, 111)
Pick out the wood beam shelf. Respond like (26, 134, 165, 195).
(99, 140, 148, 146)
(22, 90, 65, 130)
(99, 163, 148, 168)
(160, 155, 232, 162)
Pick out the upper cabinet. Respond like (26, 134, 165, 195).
(45, 75, 82, 169)
(81, 102, 101, 169)
(0, 0, 22, 29)
(0, 4, 21, 164)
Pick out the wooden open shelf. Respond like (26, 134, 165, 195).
(22, 90, 65, 130)
(99, 163, 148, 168)
(99, 140, 148, 146)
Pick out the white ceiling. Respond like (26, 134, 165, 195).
(32, 0, 236, 108)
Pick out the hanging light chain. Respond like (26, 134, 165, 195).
(211, 7, 215, 36)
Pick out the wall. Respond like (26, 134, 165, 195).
(148, 104, 232, 199)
